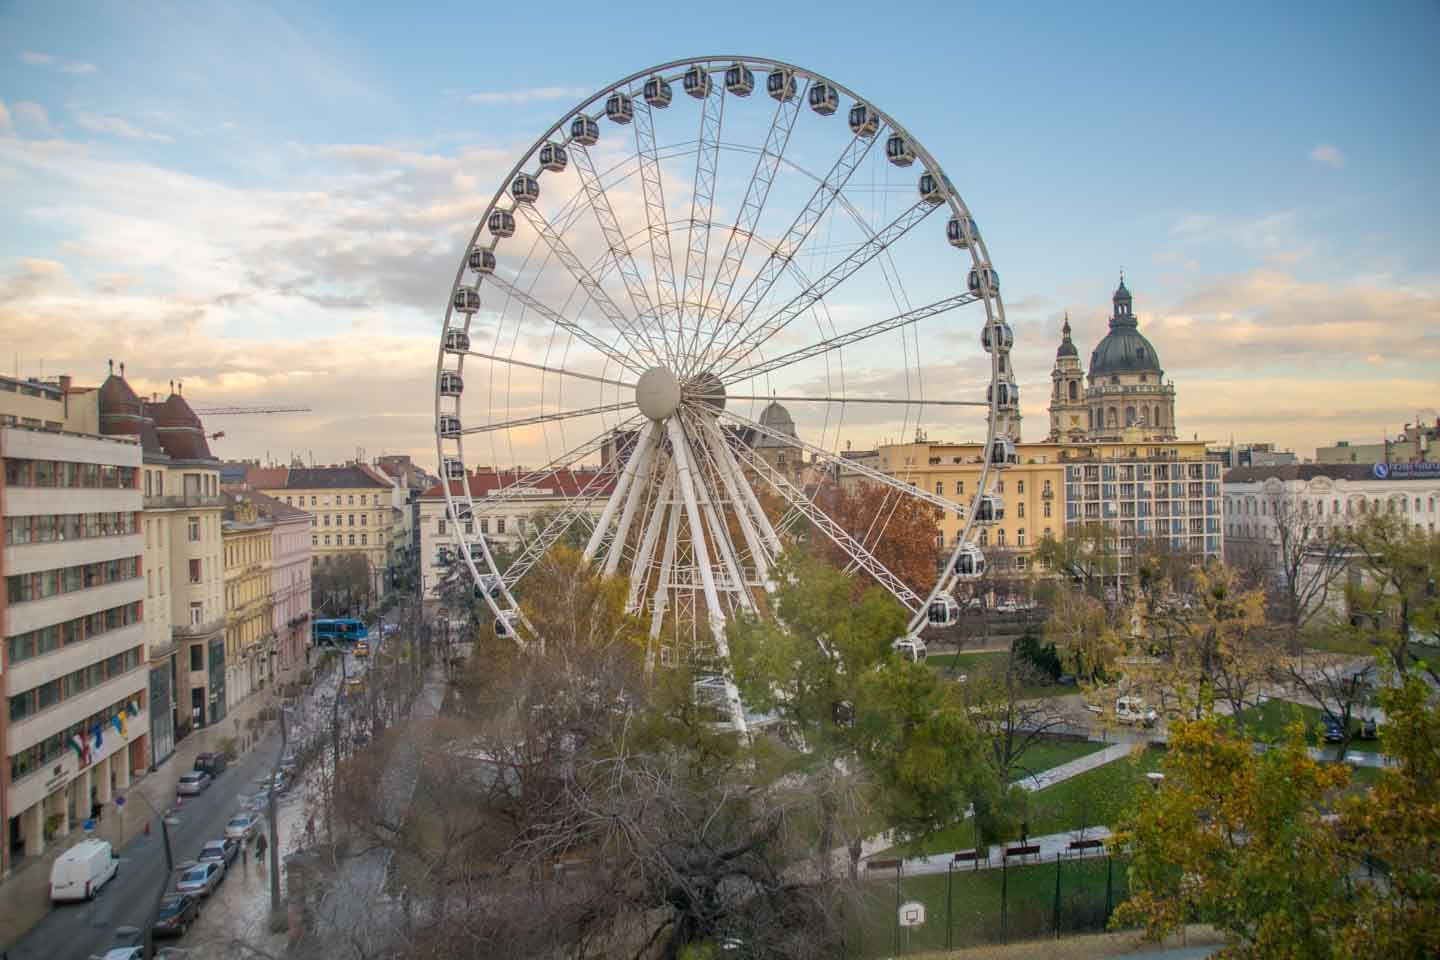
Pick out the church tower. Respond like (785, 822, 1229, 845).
(1047, 314, 1088, 442)
(1084, 275, 1176, 439)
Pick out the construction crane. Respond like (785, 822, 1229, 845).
(191, 404, 312, 416)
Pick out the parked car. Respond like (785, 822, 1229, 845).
(194, 751, 228, 776)
(152, 892, 200, 937)
(176, 771, 212, 796)
(1323, 717, 1347, 743)
(1359, 717, 1379, 740)
(198, 837, 239, 866)
(175, 860, 224, 897)
(1056, 674, 1079, 687)
(1115, 696, 1158, 728)
(382, 622, 399, 637)
(256, 772, 289, 794)
(224, 812, 261, 841)
(49, 838, 120, 903)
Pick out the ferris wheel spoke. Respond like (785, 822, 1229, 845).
(626, 466, 675, 612)
(689, 411, 773, 584)
(583, 419, 658, 561)
(484, 273, 648, 376)
(474, 416, 641, 511)
(719, 406, 961, 520)
(568, 145, 669, 351)
(501, 464, 620, 588)
(678, 83, 726, 372)
(699, 78, 809, 342)
(712, 198, 940, 377)
(704, 126, 881, 366)
(727, 437, 921, 613)
(463, 350, 636, 391)
(513, 202, 666, 369)
(721, 394, 986, 407)
(458, 400, 635, 437)
(633, 99, 681, 337)
(719, 293, 977, 386)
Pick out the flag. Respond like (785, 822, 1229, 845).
(91, 723, 103, 750)
(111, 715, 125, 737)
(68, 736, 85, 761)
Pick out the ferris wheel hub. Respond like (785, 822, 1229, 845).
(635, 366, 681, 421)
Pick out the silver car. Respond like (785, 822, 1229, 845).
(175, 771, 211, 796)
(175, 859, 224, 897)
(224, 813, 260, 840)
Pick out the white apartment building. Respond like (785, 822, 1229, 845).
(2, 406, 148, 878)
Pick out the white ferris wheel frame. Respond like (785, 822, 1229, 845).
(432, 55, 1015, 731)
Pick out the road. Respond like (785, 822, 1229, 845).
(8, 641, 372, 960)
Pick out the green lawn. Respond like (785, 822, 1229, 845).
(1009, 739, 1105, 783)
(887, 745, 1163, 858)
(929, 650, 1077, 699)
(1231, 698, 1383, 753)
(852, 856, 1131, 954)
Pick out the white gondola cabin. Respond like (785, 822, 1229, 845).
(477, 574, 503, 600)
(439, 371, 464, 396)
(538, 142, 568, 172)
(452, 289, 480, 314)
(885, 133, 915, 166)
(974, 493, 1004, 523)
(947, 216, 979, 249)
(488, 210, 515, 239)
(766, 69, 796, 101)
(919, 171, 947, 204)
(467, 247, 496, 274)
(981, 322, 1014, 353)
(724, 63, 754, 96)
(808, 83, 838, 115)
(892, 636, 927, 663)
(511, 174, 540, 204)
(989, 438, 1018, 465)
(438, 415, 461, 439)
(953, 545, 986, 580)
(604, 92, 633, 124)
(683, 65, 711, 98)
(927, 593, 961, 626)
(643, 76, 672, 107)
(968, 266, 1000, 297)
(494, 609, 519, 638)
(443, 328, 471, 352)
(570, 116, 599, 145)
(847, 103, 879, 137)
(988, 380, 1019, 409)
(442, 457, 465, 479)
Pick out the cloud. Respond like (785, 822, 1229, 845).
(0, 100, 10, 134)
(464, 87, 592, 106)
(72, 111, 175, 142)
(1310, 144, 1345, 168)
(20, 51, 97, 74)
(13, 101, 51, 131)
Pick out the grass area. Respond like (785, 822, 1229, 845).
(1230, 698, 1383, 753)
(1009, 740, 1105, 784)
(888, 746, 1163, 858)
(929, 650, 1078, 699)
(852, 856, 1131, 955)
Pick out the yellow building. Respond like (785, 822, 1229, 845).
(222, 493, 273, 711)
(878, 431, 1221, 587)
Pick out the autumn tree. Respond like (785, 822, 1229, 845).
(956, 639, 1069, 786)
(1260, 491, 1352, 650)
(812, 480, 942, 598)
(1033, 522, 1120, 599)
(1343, 511, 1440, 677)
(1044, 581, 1125, 681)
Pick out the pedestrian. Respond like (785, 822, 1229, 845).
(256, 831, 268, 859)
(242, 841, 249, 865)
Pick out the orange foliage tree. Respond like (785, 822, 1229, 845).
(812, 481, 942, 598)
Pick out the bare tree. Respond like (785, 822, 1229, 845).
(1270, 651, 1371, 762)
(960, 642, 1070, 785)
(1263, 492, 1353, 651)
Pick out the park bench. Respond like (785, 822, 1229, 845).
(1004, 843, 1041, 864)
(1067, 838, 1105, 855)
(952, 848, 990, 868)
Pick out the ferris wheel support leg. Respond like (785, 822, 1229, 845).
(624, 468, 675, 602)
(645, 497, 681, 678)
(584, 421, 657, 562)
(699, 417, 772, 585)
(714, 425, 783, 558)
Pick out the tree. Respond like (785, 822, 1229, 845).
(1343, 512, 1440, 678)
(1261, 492, 1352, 650)
(1033, 522, 1119, 599)
(1113, 673, 1440, 958)
(312, 552, 373, 616)
(1043, 582, 1124, 681)
(1269, 648, 1371, 762)
(812, 480, 942, 598)
(957, 639, 1069, 787)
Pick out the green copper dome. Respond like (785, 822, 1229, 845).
(1089, 276, 1162, 377)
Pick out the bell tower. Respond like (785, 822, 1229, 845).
(1048, 314, 1088, 441)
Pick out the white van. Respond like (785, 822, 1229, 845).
(50, 838, 119, 903)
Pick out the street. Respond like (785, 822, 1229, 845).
(6, 641, 373, 960)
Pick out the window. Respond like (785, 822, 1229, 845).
(190, 644, 204, 670)
(1017, 480, 1025, 494)
(956, 481, 964, 495)
(312, 535, 318, 546)
(360, 533, 367, 545)
(438, 520, 447, 535)
(935, 482, 944, 496)
(348, 534, 355, 546)
(190, 601, 204, 626)
(1044, 501, 1052, 518)
(323, 535, 331, 546)
(480, 519, 490, 535)
(188, 516, 201, 541)
(361, 514, 367, 525)
(323, 514, 330, 527)
(978, 529, 988, 547)
(497, 519, 506, 535)
(189, 559, 202, 584)
(348, 514, 355, 526)
(1017, 502, 1025, 518)
(360, 495, 367, 505)
(1017, 529, 1026, 547)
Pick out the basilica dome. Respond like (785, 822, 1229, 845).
(1089, 277, 1163, 378)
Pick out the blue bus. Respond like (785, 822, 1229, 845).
(312, 618, 368, 648)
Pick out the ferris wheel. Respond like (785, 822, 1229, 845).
(434, 56, 1017, 733)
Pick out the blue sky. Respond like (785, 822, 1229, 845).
(1, 1, 1436, 466)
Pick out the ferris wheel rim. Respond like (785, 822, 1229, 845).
(433, 54, 1014, 648)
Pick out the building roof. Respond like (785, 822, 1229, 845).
(242, 465, 291, 489)
(281, 465, 392, 490)
(421, 469, 613, 499)
(1224, 464, 1379, 484)
(223, 485, 310, 521)
(754, 400, 798, 449)
(1056, 313, 1078, 359)
(150, 392, 216, 462)
(1089, 278, 1163, 378)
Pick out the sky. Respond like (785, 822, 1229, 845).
(1, 0, 1437, 472)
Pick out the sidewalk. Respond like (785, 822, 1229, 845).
(894, 824, 1116, 877)
(0, 677, 312, 949)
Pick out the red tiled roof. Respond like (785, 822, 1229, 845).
(244, 466, 292, 490)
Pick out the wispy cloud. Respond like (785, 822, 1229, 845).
(1310, 144, 1345, 168)
(0, 100, 11, 134)
(464, 86, 590, 105)
(72, 111, 174, 143)
(21, 51, 97, 74)
(13, 101, 51, 131)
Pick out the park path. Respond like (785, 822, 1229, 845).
(883, 824, 1116, 878)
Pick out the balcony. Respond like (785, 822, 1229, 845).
(173, 616, 224, 640)
(1086, 383, 1176, 398)
(144, 492, 224, 510)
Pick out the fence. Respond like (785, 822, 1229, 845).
(851, 850, 1130, 956)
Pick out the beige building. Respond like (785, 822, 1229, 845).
(1315, 418, 1439, 465)
(222, 493, 273, 710)
(2, 377, 148, 879)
